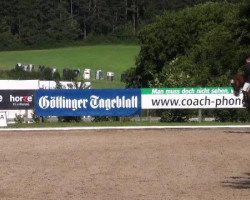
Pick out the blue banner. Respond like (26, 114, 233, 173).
(35, 89, 141, 116)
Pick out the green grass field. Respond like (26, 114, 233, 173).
(0, 45, 140, 88)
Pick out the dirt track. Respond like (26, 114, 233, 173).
(0, 128, 250, 200)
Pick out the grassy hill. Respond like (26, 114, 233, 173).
(0, 45, 140, 88)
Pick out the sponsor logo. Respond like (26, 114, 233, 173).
(38, 95, 138, 111)
(10, 95, 33, 103)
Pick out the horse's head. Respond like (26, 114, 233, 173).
(230, 74, 245, 96)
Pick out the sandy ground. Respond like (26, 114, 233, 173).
(0, 128, 250, 200)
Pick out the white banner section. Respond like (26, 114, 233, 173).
(0, 80, 39, 89)
(141, 87, 243, 109)
(0, 112, 7, 127)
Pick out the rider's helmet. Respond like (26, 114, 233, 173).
(246, 56, 250, 64)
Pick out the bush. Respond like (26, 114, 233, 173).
(14, 114, 26, 124)
(32, 112, 41, 123)
(92, 116, 110, 122)
(58, 116, 82, 122)
(214, 109, 250, 122)
(92, 116, 121, 122)
(160, 110, 191, 122)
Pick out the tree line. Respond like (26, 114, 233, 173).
(125, 0, 249, 88)
(0, 0, 238, 50)
(124, 0, 250, 122)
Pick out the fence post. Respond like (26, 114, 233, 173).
(25, 110, 29, 123)
(198, 109, 202, 123)
(147, 109, 151, 122)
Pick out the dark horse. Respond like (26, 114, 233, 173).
(230, 74, 250, 108)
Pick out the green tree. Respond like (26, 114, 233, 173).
(0, 0, 243, 49)
(126, 2, 246, 88)
(234, 0, 250, 48)
(0, 18, 16, 49)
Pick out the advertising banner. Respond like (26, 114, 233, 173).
(0, 90, 35, 110)
(141, 87, 243, 109)
(35, 89, 141, 116)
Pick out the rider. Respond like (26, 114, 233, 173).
(242, 56, 250, 107)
